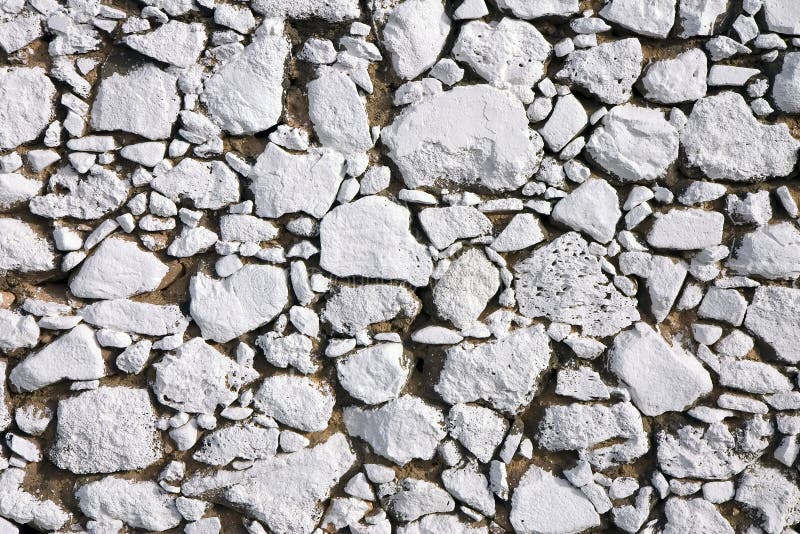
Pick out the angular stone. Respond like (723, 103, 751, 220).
(726, 223, 800, 280)
(183, 433, 356, 534)
(510, 466, 601, 534)
(418, 206, 492, 250)
(79, 300, 186, 336)
(9, 325, 103, 392)
(558, 38, 643, 105)
(551, 178, 621, 243)
(494, 0, 578, 19)
(537, 402, 647, 469)
(663, 497, 733, 534)
(190, 264, 288, 343)
(124, 21, 205, 68)
(319, 196, 433, 287)
(151, 158, 239, 210)
(433, 249, 500, 329)
(647, 208, 724, 250)
(29, 166, 130, 220)
(744, 286, 800, 363)
(77, 477, 180, 531)
(763, 0, 800, 35)
(0, 310, 38, 354)
(69, 237, 168, 300)
(343, 395, 445, 465)
(381, 0, 450, 80)
(382, 84, 543, 191)
(201, 27, 289, 135)
(681, 92, 799, 182)
(91, 63, 180, 140)
(307, 71, 372, 156)
(0, 219, 54, 272)
(515, 232, 639, 337)
(435, 326, 551, 414)
(453, 18, 550, 88)
(736, 464, 800, 534)
(249, 143, 345, 219)
(321, 283, 420, 335)
(193, 423, 279, 466)
(609, 322, 712, 416)
(254, 375, 334, 432)
(641, 49, 707, 104)
(0, 67, 55, 150)
(586, 104, 679, 182)
(336, 343, 409, 405)
(600, 0, 676, 38)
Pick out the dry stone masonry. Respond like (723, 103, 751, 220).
(0, 0, 800, 532)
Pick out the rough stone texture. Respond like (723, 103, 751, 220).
(50, 387, 161, 474)
(557, 38, 643, 104)
(319, 196, 433, 287)
(201, 26, 290, 135)
(0, 67, 55, 150)
(515, 232, 640, 337)
(681, 92, 800, 182)
(435, 326, 552, 414)
(382, 84, 543, 191)
(586, 104, 679, 182)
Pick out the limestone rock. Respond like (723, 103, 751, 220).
(557, 38, 643, 104)
(249, 143, 345, 219)
(609, 322, 712, 416)
(343, 395, 445, 465)
(681, 92, 800, 182)
(201, 26, 290, 135)
(515, 232, 639, 337)
(319, 196, 433, 287)
(91, 63, 180, 140)
(0, 67, 55, 150)
(435, 326, 552, 414)
(69, 237, 168, 300)
(10, 325, 103, 392)
(190, 264, 288, 343)
(381, 84, 543, 191)
(586, 104, 679, 183)
(50, 387, 161, 474)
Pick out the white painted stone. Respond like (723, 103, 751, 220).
(609, 322, 712, 416)
(382, 85, 543, 191)
(319, 196, 433, 287)
(586, 104, 679, 183)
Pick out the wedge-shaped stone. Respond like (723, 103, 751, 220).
(70, 237, 167, 300)
(510, 466, 601, 534)
(10, 325, 103, 392)
(0, 67, 55, 150)
(182, 433, 356, 534)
